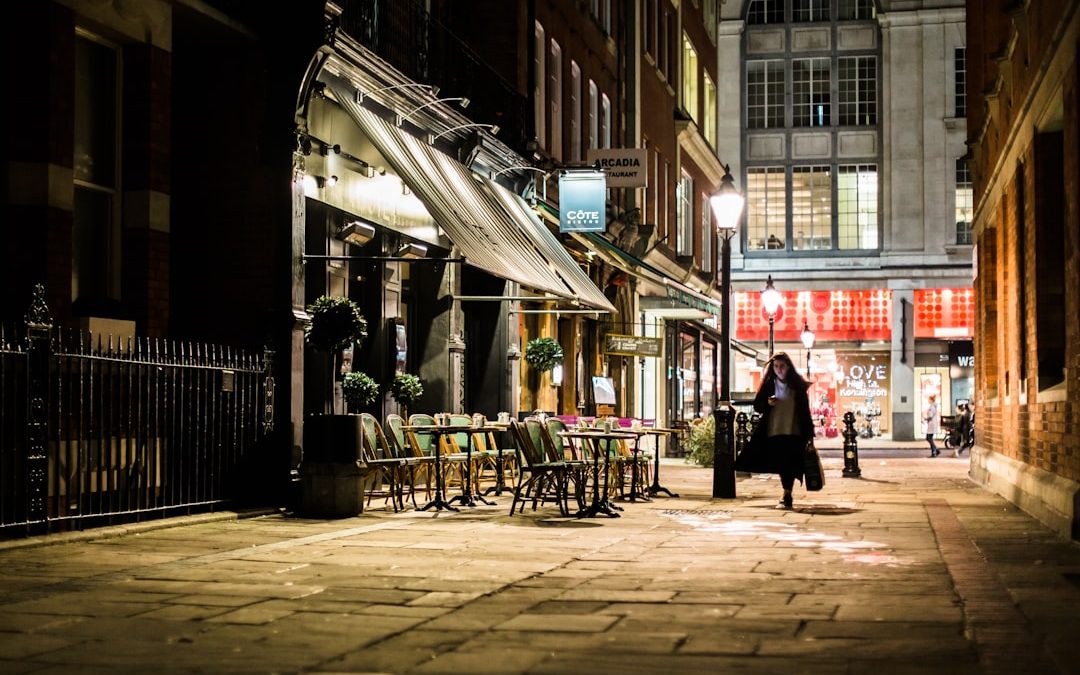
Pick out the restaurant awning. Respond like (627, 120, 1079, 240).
(328, 80, 615, 313)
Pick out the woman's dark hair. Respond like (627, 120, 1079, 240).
(758, 351, 809, 392)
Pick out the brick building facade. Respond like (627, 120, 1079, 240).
(967, 1, 1080, 539)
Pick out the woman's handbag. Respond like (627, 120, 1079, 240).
(803, 441, 825, 492)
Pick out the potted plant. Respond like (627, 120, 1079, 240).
(525, 337, 563, 372)
(303, 295, 369, 465)
(343, 371, 380, 411)
(390, 373, 424, 418)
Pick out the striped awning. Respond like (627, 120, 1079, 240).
(330, 83, 614, 313)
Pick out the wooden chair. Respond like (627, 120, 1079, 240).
(385, 413, 432, 506)
(358, 413, 409, 511)
(508, 419, 572, 516)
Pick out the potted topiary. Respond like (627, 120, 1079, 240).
(303, 295, 370, 465)
(389, 373, 424, 418)
(525, 337, 563, 372)
(343, 371, 380, 411)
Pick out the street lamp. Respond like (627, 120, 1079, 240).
(800, 321, 816, 375)
(708, 164, 744, 499)
(761, 275, 781, 357)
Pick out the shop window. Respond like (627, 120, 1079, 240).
(746, 167, 786, 251)
(837, 165, 878, 249)
(792, 166, 832, 250)
(838, 56, 877, 126)
(793, 58, 830, 127)
(73, 30, 121, 310)
(747, 60, 785, 129)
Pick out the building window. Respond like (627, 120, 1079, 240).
(954, 47, 966, 118)
(533, 22, 546, 147)
(548, 40, 562, 160)
(791, 166, 832, 250)
(590, 0, 612, 34)
(570, 61, 581, 161)
(955, 158, 972, 245)
(701, 191, 714, 272)
(747, 167, 787, 251)
(793, 58, 830, 127)
(703, 73, 717, 147)
(839, 0, 875, 20)
(793, 0, 829, 22)
(682, 33, 699, 120)
(601, 92, 611, 149)
(838, 164, 878, 249)
(747, 60, 785, 129)
(704, 0, 718, 44)
(73, 29, 121, 306)
(665, 9, 677, 82)
(838, 56, 877, 125)
(588, 79, 599, 149)
(678, 172, 694, 256)
(748, 0, 785, 24)
(644, 0, 658, 61)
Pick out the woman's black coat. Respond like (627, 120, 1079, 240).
(733, 378, 815, 475)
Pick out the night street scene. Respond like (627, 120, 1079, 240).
(0, 1, 1078, 673)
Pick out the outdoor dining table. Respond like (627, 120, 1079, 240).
(479, 421, 513, 497)
(558, 428, 638, 518)
(404, 423, 502, 510)
(638, 427, 679, 498)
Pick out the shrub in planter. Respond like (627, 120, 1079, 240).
(306, 296, 368, 353)
(685, 415, 716, 468)
(390, 373, 423, 407)
(524, 337, 563, 372)
(342, 371, 380, 409)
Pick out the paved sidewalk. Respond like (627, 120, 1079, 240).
(0, 457, 1077, 674)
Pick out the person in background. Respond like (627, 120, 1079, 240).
(924, 395, 941, 457)
(956, 402, 973, 457)
(734, 352, 815, 510)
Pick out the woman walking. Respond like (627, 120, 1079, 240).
(924, 395, 940, 457)
(734, 352, 815, 510)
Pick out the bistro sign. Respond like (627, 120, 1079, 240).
(587, 148, 648, 187)
(603, 333, 662, 357)
(559, 171, 607, 232)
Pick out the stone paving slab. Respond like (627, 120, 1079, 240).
(0, 459, 1078, 674)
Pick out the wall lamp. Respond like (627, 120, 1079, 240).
(357, 83, 439, 103)
(393, 242, 428, 259)
(428, 123, 500, 144)
(337, 221, 376, 247)
(396, 97, 470, 126)
(315, 175, 338, 189)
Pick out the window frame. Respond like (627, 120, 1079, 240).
(837, 164, 879, 250)
(747, 59, 785, 129)
(682, 32, 699, 121)
(792, 57, 831, 127)
(677, 171, 694, 257)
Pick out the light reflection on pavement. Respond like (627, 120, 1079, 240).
(659, 509, 911, 566)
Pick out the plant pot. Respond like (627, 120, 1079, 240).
(303, 414, 364, 463)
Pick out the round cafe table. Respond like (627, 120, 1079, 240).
(558, 429, 638, 518)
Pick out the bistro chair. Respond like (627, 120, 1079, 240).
(358, 413, 410, 511)
(385, 413, 432, 505)
(543, 417, 588, 507)
(508, 419, 571, 516)
(407, 414, 469, 489)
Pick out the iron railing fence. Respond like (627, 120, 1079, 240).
(0, 286, 274, 537)
(336, 0, 528, 148)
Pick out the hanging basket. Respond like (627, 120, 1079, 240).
(525, 337, 563, 372)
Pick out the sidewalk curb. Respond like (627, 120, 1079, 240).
(0, 508, 281, 552)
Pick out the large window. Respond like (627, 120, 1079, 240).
(701, 191, 714, 272)
(955, 158, 972, 245)
(548, 39, 562, 160)
(588, 79, 599, 149)
(839, 0, 875, 20)
(838, 56, 877, 125)
(748, 0, 784, 24)
(747, 60, 785, 129)
(954, 48, 967, 118)
(677, 171, 694, 256)
(838, 165, 878, 249)
(793, 58, 830, 127)
(570, 61, 581, 161)
(793, 0, 829, 22)
(533, 22, 546, 147)
(792, 166, 832, 250)
(682, 33, 699, 120)
(73, 29, 120, 306)
(747, 167, 787, 251)
(703, 73, 717, 147)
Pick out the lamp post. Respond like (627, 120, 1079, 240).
(708, 165, 744, 499)
(761, 275, 781, 357)
(800, 321, 816, 376)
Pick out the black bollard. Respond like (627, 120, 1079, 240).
(712, 405, 736, 498)
(842, 411, 861, 478)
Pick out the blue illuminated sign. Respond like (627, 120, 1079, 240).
(559, 172, 607, 233)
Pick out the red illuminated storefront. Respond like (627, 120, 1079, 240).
(732, 287, 973, 440)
